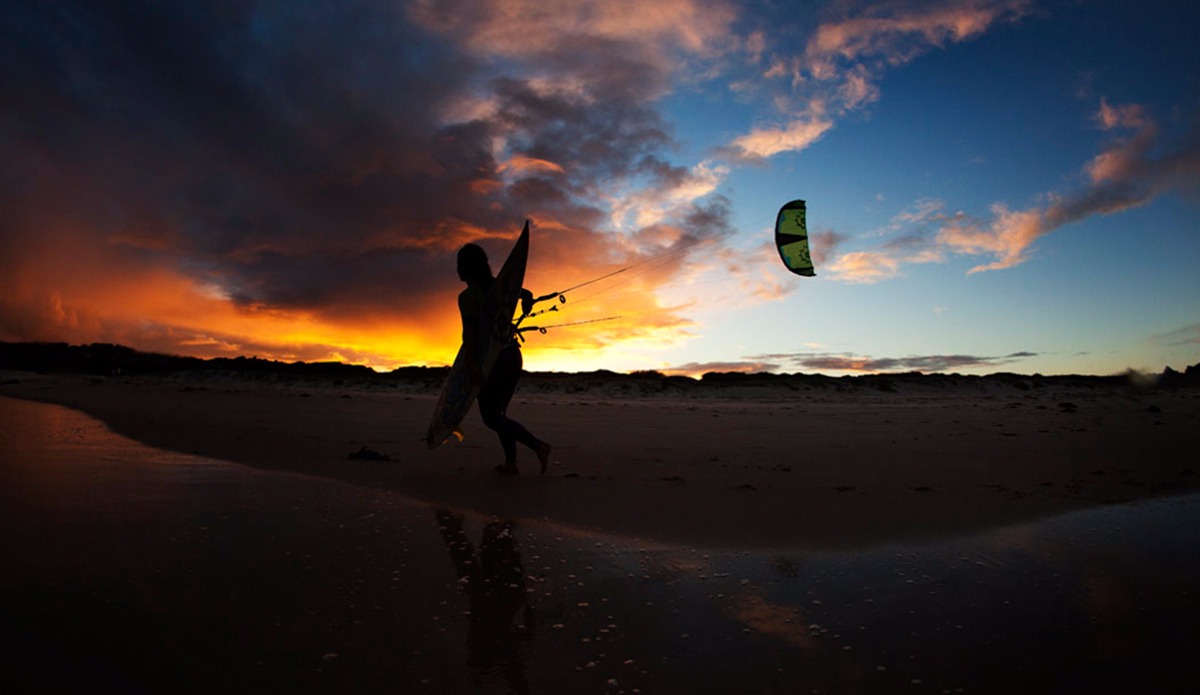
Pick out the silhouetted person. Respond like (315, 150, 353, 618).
(435, 509, 533, 694)
(457, 243, 552, 475)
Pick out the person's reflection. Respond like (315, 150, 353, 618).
(435, 509, 533, 693)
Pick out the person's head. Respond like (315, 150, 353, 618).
(457, 243, 492, 284)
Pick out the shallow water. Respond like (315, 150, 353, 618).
(1, 395, 1197, 693)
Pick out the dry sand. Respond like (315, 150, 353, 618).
(3, 370, 1196, 550)
(3, 382, 1200, 693)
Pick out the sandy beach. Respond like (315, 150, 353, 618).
(1, 369, 1197, 550)
(2, 389, 1198, 694)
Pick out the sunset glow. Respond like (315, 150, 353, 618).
(2, 0, 1198, 376)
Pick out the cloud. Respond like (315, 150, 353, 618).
(943, 101, 1200, 273)
(936, 204, 1045, 273)
(1147, 324, 1200, 347)
(725, 111, 836, 160)
(825, 230, 945, 282)
(809, 229, 849, 266)
(893, 198, 947, 225)
(724, 0, 1032, 160)
(2, 1, 493, 332)
(824, 100, 1200, 280)
(1094, 98, 1150, 132)
(610, 160, 730, 229)
(0, 0, 743, 369)
(409, 0, 738, 66)
(803, 0, 1033, 69)
(750, 350, 1039, 374)
(661, 360, 782, 377)
(825, 250, 904, 283)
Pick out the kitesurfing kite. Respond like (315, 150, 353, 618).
(775, 199, 815, 277)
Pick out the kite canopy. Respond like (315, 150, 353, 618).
(775, 199, 815, 277)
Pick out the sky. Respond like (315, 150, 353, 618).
(2, 0, 1198, 377)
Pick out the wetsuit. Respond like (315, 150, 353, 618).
(459, 283, 545, 463)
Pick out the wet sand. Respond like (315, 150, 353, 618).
(1, 371, 1198, 550)
(2, 395, 1198, 694)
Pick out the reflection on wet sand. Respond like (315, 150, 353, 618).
(436, 509, 533, 694)
(2, 396, 1199, 694)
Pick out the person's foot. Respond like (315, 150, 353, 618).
(538, 443, 552, 476)
(494, 462, 519, 475)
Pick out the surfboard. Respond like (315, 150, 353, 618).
(426, 221, 530, 449)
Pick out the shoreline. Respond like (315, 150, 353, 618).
(5, 394, 1197, 693)
(2, 370, 1198, 550)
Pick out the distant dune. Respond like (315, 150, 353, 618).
(4, 341, 1197, 396)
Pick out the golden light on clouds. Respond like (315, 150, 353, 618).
(7, 0, 1196, 380)
(728, 114, 835, 160)
(8, 216, 718, 373)
(410, 0, 738, 59)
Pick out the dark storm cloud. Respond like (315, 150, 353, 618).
(1, 0, 737, 343)
(490, 76, 676, 200)
(485, 74, 731, 256)
(1, 0, 512, 320)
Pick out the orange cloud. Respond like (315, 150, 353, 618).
(727, 112, 835, 160)
(500, 155, 565, 176)
(805, 0, 1033, 67)
(824, 222, 944, 282)
(1, 240, 456, 369)
(0, 1, 740, 374)
(937, 203, 1045, 273)
(727, 0, 1031, 159)
(1085, 100, 1158, 185)
(950, 99, 1197, 273)
(1094, 98, 1150, 131)
(826, 99, 1200, 280)
(825, 250, 904, 283)
(409, 0, 738, 60)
